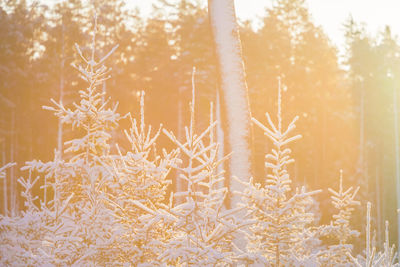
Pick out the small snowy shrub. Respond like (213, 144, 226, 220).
(319, 170, 360, 266)
(128, 72, 252, 266)
(239, 79, 321, 266)
(1, 19, 123, 265)
(352, 202, 398, 267)
(105, 91, 178, 264)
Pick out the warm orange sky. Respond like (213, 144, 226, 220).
(40, 0, 400, 58)
(127, 0, 400, 57)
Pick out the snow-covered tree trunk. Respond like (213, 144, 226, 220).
(208, 0, 251, 204)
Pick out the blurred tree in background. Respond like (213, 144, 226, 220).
(0, 0, 46, 214)
(345, 17, 400, 247)
(241, 0, 357, 225)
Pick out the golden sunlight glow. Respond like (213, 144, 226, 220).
(1, 0, 400, 265)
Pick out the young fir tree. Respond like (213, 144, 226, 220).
(0, 17, 123, 265)
(379, 221, 398, 266)
(130, 70, 251, 266)
(319, 170, 360, 266)
(351, 202, 398, 267)
(0, 157, 74, 265)
(105, 91, 178, 264)
(240, 78, 320, 266)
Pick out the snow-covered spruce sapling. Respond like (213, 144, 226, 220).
(379, 221, 398, 266)
(239, 78, 321, 266)
(110, 91, 177, 206)
(359, 202, 380, 266)
(105, 91, 178, 264)
(131, 69, 251, 266)
(42, 16, 121, 203)
(351, 202, 398, 266)
(20, 18, 122, 265)
(0, 155, 80, 266)
(319, 170, 360, 266)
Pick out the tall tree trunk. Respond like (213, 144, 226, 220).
(2, 140, 6, 215)
(58, 24, 65, 157)
(10, 108, 15, 215)
(393, 85, 400, 256)
(208, 0, 251, 205)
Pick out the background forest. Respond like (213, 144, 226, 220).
(1, 0, 400, 257)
